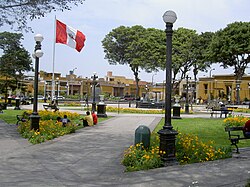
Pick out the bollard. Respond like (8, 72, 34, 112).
(172, 105, 181, 119)
(135, 125, 151, 149)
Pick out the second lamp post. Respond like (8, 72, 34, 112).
(91, 72, 98, 111)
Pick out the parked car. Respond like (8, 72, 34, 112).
(123, 95, 136, 101)
(53, 96, 65, 100)
(37, 95, 45, 100)
(242, 101, 250, 105)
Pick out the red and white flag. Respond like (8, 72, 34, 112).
(56, 20, 86, 52)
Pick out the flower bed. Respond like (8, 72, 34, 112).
(106, 106, 193, 114)
(18, 110, 82, 144)
(122, 132, 231, 172)
(223, 116, 250, 128)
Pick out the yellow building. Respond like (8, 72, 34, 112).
(198, 74, 250, 104)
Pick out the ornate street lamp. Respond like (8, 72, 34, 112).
(91, 72, 98, 111)
(30, 34, 44, 131)
(158, 10, 178, 166)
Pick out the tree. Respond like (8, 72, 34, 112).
(192, 32, 214, 81)
(0, 32, 32, 101)
(102, 25, 165, 99)
(171, 28, 199, 93)
(209, 22, 250, 80)
(208, 21, 250, 103)
(0, 0, 85, 32)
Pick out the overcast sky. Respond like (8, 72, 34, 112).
(2, 0, 250, 82)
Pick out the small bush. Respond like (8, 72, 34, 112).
(176, 133, 231, 164)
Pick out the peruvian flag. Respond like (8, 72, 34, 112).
(56, 20, 86, 52)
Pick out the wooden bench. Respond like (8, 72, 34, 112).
(16, 113, 30, 125)
(43, 104, 59, 112)
(225, 126, 250, 153)
(210, 109, 232, 118)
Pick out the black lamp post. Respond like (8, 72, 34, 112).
(30, 34, 43, 131)
(158, 10, 178, 166)
(91, 72, 98, 111)
(185, 75, 191, 114)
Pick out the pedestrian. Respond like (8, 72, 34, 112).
(81, 111, 93, 127)
(91, 110, 98, 125)
(61, 115, 70, 127)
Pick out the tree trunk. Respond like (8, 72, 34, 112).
(131, 66, 140, 107)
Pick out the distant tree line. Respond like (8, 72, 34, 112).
(102, 22, 250, 99)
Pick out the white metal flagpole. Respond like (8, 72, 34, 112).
(51, 15, 56, 101)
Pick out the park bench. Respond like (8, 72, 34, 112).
(16, 112, 30, 126)
(225, 126, 250, 153)
(43, 104, 59, 112)
(210, 108, 232, 118)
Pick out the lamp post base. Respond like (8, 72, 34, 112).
(30, 113, 40, 131)
(172, 105, 181, 119)
(14, 98, 21, 110)
(97, 104, 107, 118)
(158, 126, 178, 166)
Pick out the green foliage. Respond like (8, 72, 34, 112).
(172, 28, 199, 80)
(102, 25, 165, 98)
(0, 32, 32, 96)
(208, 21, 250, 80)
(0, 0, 85, 32)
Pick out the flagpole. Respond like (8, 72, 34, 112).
(52, 15, 56, 102)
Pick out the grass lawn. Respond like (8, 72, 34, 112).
(0, 109, 23, 124)
(153, 118, 250, 148)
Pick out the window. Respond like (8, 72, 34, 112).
(204, 84, 208, 94)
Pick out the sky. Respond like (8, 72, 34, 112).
(1, 0, 250, 83)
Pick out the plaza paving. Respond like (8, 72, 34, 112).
(0, 103, 249, 186)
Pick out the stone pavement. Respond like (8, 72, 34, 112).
(0, 104, 250, 186)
